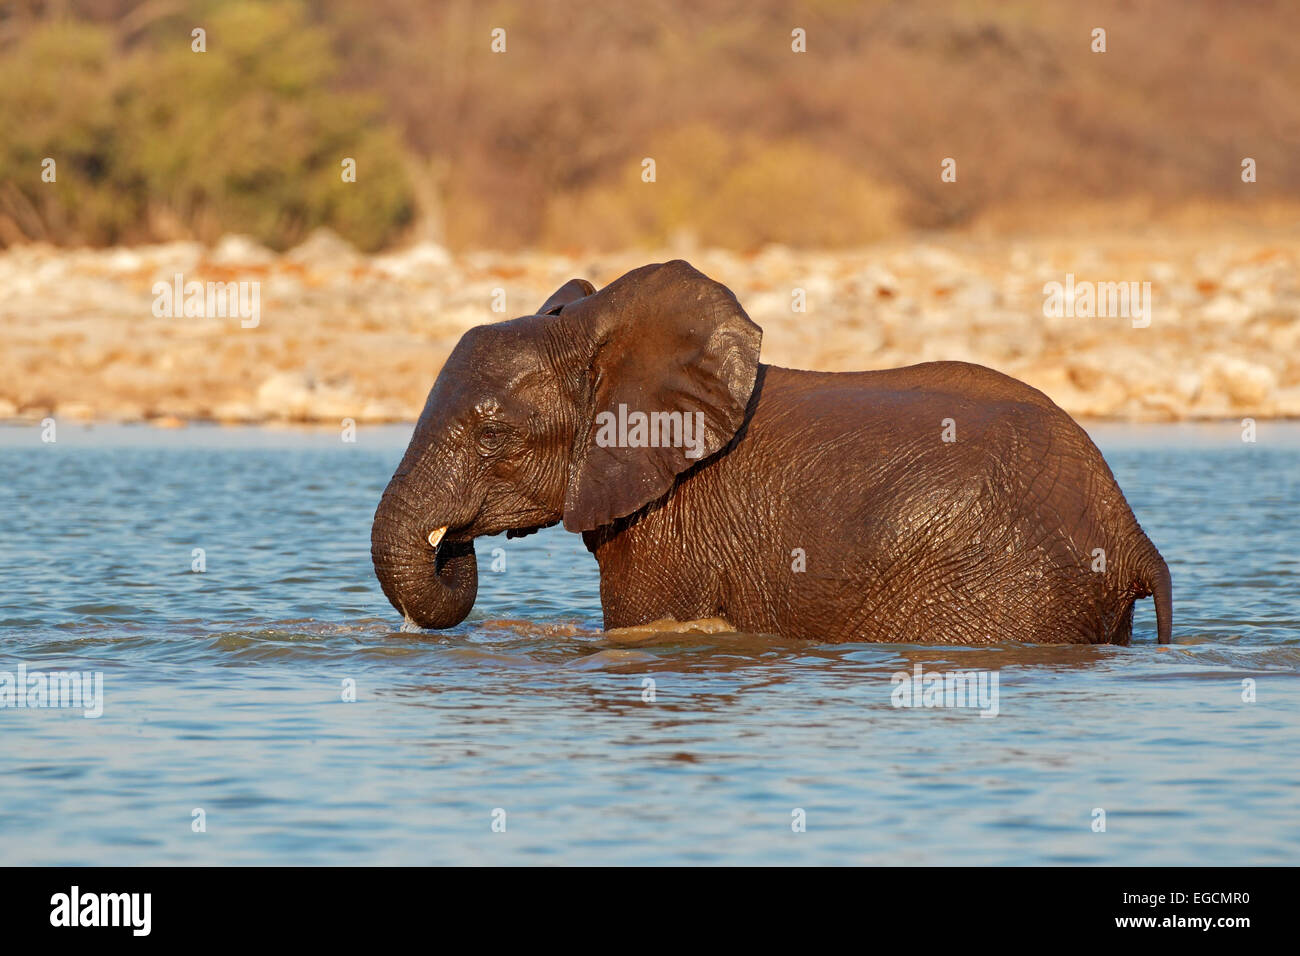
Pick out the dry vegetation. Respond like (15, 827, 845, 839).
(2, 0, 1298, 250)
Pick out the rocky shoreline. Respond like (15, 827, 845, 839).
(3, 229, 1298, 425)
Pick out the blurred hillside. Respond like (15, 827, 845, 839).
(2, 0, 1298, 252)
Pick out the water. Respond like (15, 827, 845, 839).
(1, 422, 1297, 865)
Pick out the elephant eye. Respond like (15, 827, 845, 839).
(477, 422, 510, 449)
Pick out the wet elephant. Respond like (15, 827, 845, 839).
(371, 260, 1171, 644)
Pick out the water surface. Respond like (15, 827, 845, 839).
(1, 422, 1297, 864)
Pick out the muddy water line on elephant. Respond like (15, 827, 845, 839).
(0, 422, 1297, 864)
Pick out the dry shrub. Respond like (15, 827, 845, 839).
(3, 0, 1299, 250)
(541, 126, 902, 251)
(0, 2, 415, 250)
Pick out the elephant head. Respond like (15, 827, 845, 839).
(370, 260, 763, 629)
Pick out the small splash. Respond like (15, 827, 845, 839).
(606, 616, 736, 642)
(569, 648, 660, 669)
(474, 618, 599, 639)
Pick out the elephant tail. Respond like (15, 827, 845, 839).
(1136, 538, 1172, 644)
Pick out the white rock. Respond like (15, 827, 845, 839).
(209, 234, 276, 266)
(284, 227, 362, 268)
(373, 241, 453, 279)
(103, 248, 144, 274)
(1204, 356, 1278, 406)
(1201, 295, 1253, 324)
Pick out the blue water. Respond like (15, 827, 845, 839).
(0, 422, 1297, 865)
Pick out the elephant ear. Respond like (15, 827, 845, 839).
(538, 278, 596, 315)
(560, 260, 762, 533)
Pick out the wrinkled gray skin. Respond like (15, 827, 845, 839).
(372, 260, 1172, 644)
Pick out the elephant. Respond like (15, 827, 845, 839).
(371, 260, 1172, 645)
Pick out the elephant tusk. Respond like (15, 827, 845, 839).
(427, 526, 448, 550)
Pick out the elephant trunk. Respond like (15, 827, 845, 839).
(371, 476, 478, 629)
